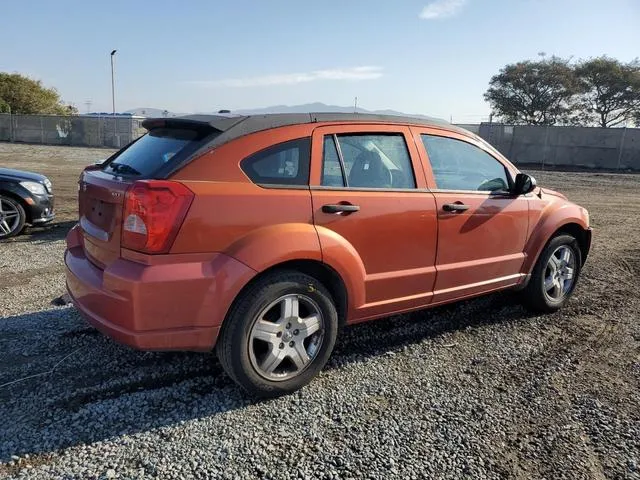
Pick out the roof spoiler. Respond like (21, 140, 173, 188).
(142, 115, 247, 132)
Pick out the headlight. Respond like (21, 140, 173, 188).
(19, 181, 47, 196)
(43, 178, 53, 193)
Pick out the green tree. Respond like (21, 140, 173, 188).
(484, 57, 580, 125)
(574, 57, 640, 127)
(0, 97, 10, 113)
(0, 72, 76, 115)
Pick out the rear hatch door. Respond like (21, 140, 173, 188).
(78, 123, 219, 268)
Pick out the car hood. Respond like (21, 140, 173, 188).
(0, 167, 47, 183)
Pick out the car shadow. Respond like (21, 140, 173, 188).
(458, 199, 517, 234)
(7, 220, 76, 243)
(0, 293, 538, 463)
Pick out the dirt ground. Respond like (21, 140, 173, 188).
(0, 143, 116, 225)
(0, 143, 639, 479)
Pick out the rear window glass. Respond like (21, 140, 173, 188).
(103, 128, 207, 177)
(241, 138, 311, 186)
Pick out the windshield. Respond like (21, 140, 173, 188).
(103, 128, 208, 177)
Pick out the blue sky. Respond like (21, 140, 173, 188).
(1, 0, 638, 121)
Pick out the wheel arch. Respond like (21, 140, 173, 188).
(222, 259, 349, 331)
(220, 223, 366, 327)
(554, 223, 591, 265)
(522, 219, 590, 275)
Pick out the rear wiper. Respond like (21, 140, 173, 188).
(108, 162, 141, 175)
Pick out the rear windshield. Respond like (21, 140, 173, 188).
(103, 128, 209, 177)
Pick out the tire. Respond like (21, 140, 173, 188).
(522, 234, 582, 312)
(217, 270, 338, 397)
(0, 195, 27, 239)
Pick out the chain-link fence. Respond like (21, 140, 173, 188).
(0, 114, 146, 148)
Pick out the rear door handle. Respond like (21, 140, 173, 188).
(322, 204, 360, 214)
(443, 203, 470, 213)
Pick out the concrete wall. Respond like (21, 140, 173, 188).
(454, 123, 481, 134)
(2, 115, 639, 170)
(478, 123, 640, 171)
(0, 114, 146, 148)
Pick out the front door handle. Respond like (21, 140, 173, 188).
(322, 203, 360, 214)
(443, 203, 470, 213)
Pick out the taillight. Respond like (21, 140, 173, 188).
(121, 180, 194, 254)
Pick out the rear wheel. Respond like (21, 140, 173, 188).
(0, 195, 26, 239)
(522, 234, 582, 312)
(217, 270, 338, 397)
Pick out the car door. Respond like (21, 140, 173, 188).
(412, 127, 529, 303)
(310, 124, 438, 321)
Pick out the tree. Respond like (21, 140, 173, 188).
(484, 57, 580, 125)
(0, 72, 76, 115)
(574, 57, 640, 127)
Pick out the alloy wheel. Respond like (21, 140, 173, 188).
(248, 294, 325, 381)
(0, 198, 22, 237)
(543, 245, 576, 301)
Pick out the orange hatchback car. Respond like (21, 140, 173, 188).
(65, 113, 591, 396)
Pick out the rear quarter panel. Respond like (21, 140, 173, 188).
(170, 124, 320, 268)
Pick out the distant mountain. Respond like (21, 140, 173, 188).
(232, 102, 442, 121)
(125, 103, 445, 123)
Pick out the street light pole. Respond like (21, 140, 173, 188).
(110, 49, 117, 115)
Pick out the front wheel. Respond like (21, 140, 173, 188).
(0, 195, 26, 239)
(522, 234, 582, 312)
(217, 270, 338, 397)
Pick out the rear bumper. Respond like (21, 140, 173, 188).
(64, 226, 256, 351)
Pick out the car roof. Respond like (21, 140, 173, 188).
(142, 112, 472, 149)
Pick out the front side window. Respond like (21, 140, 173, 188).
(321, 133, 416, 189)
(421, 135, 510, 192)
(241, 137, 311, 186)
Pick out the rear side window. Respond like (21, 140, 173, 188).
(241, 138, 311, 186)
(321, 136, 344, 187)
(103, 128, 208, 177)
(321, 133, 416, 189)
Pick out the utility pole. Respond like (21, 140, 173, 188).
(354, 96, 358, 113)
(110, 50, 117, 115)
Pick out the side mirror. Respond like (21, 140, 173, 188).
(513, 173, 537, 195)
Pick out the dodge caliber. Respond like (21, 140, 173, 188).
(65, 113, 592, 396)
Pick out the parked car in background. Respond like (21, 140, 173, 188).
(65, 113, 592, 396)
(0, 168, 54, 239)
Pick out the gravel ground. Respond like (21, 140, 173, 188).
(1, 144, 639, 479)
